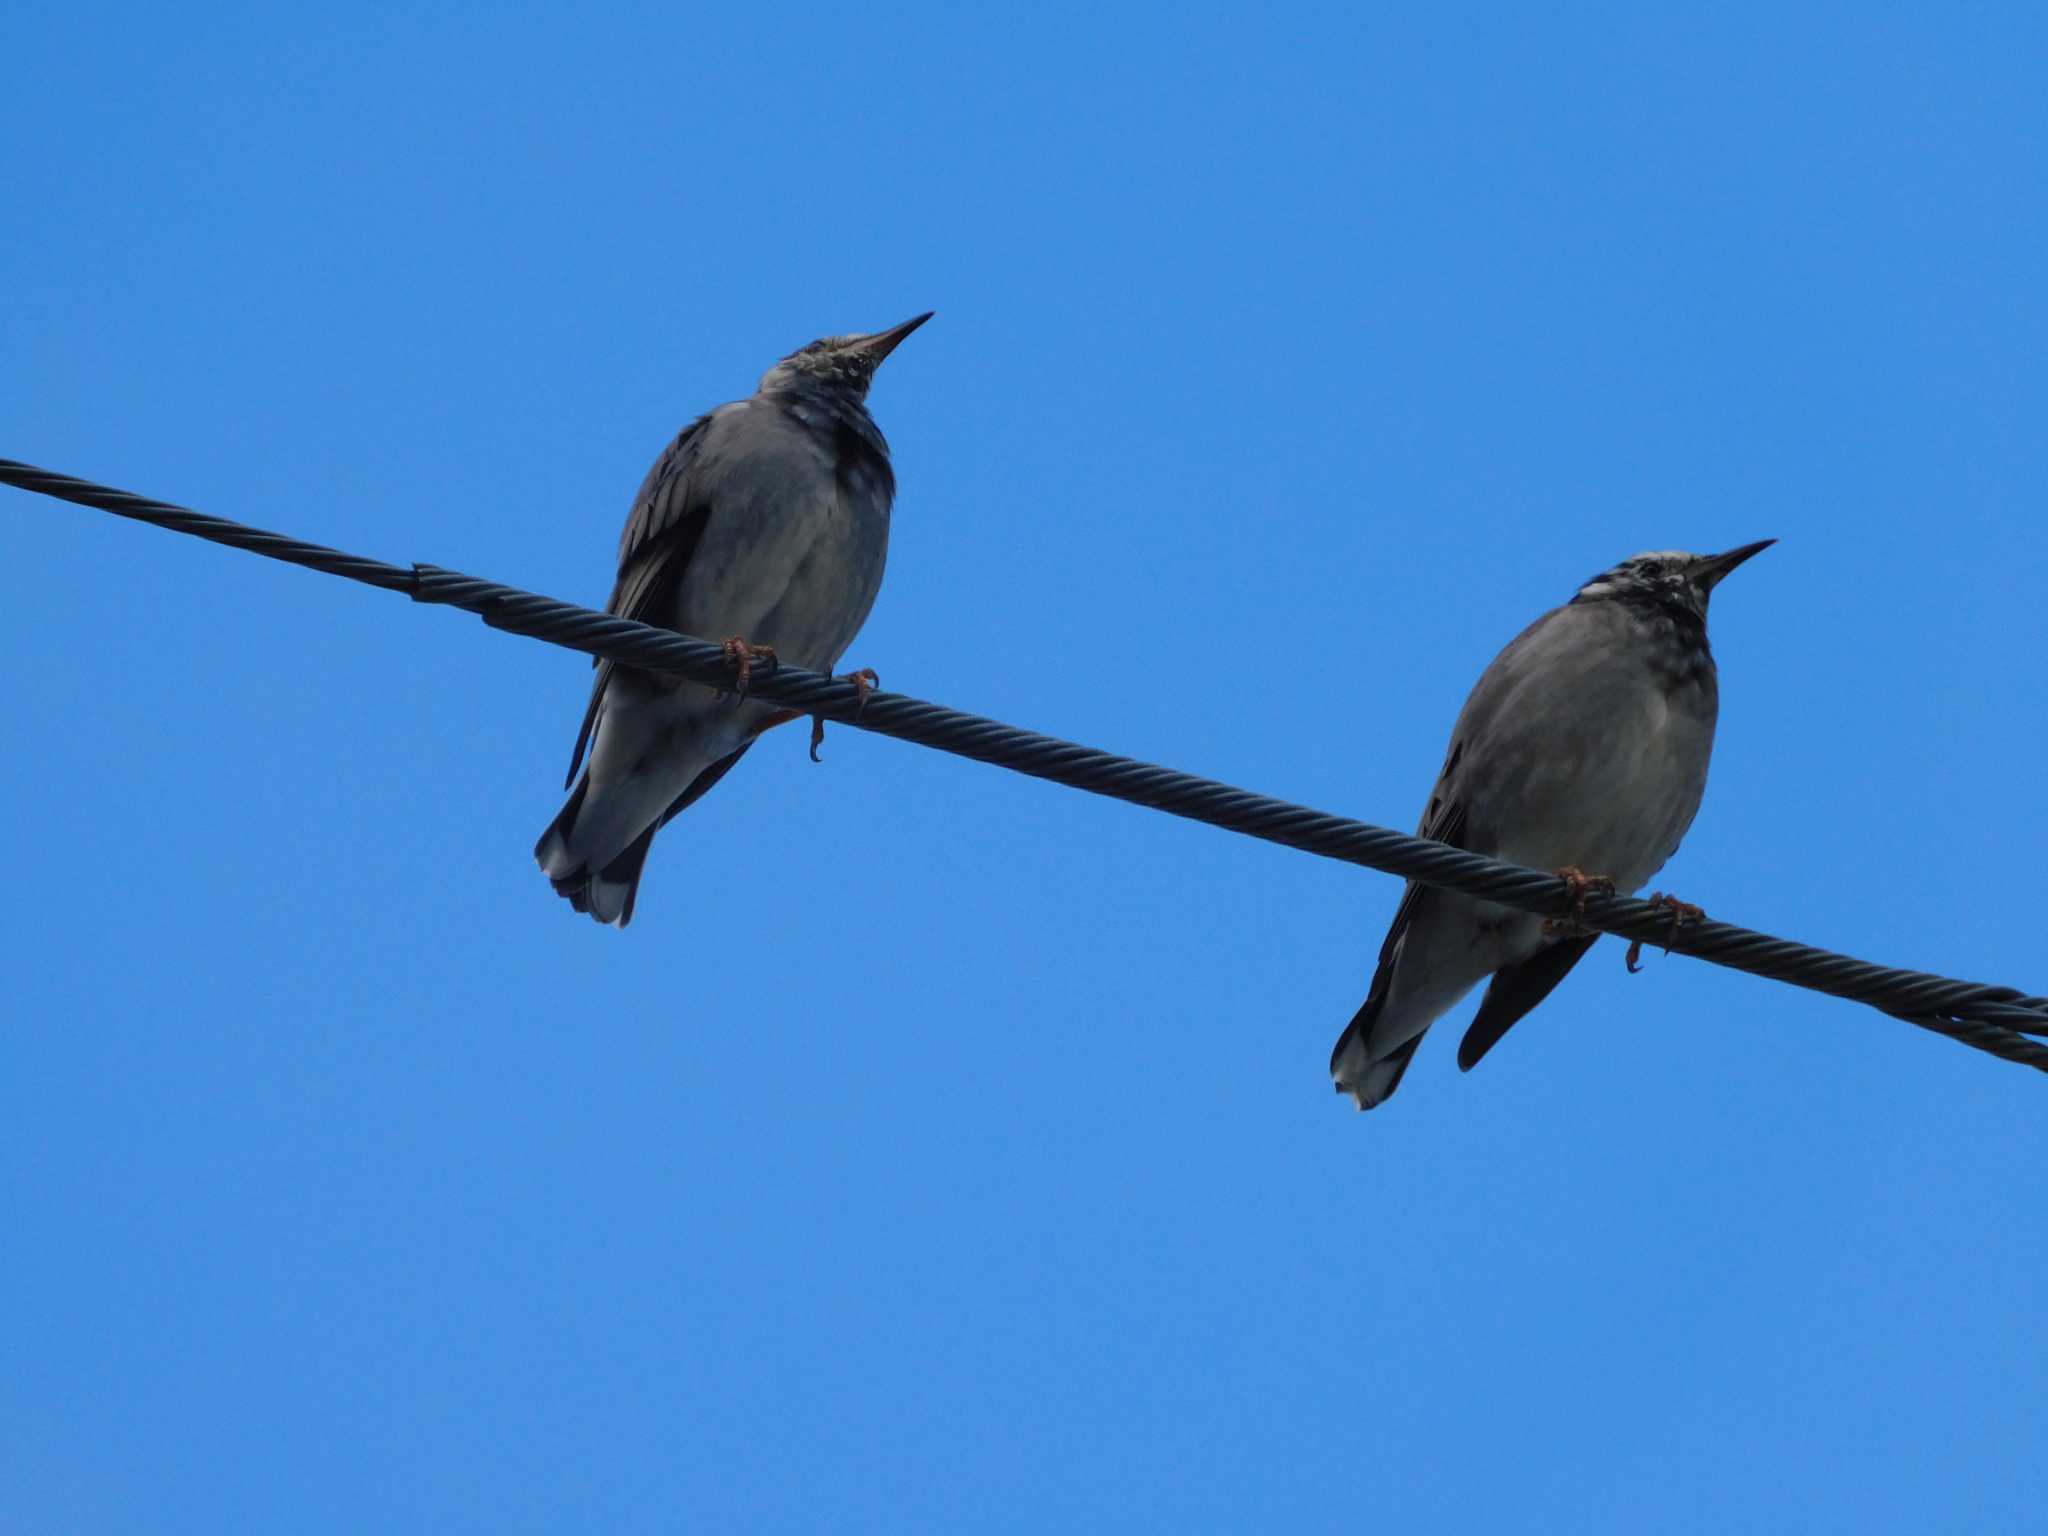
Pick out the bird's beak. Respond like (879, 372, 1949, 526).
(1692, 538, 1776, 592)
(855, 311, 934, 364)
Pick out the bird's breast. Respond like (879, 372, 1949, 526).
(1486, 675, 1716, 892)
(669, 430, 892, 673)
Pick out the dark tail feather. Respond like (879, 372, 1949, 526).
(1366, 1032, 1423, 1104)
(1329, 982, 1422, 1110)
(578, 742, 750, 924)
(532, 744, 757, 929)
(533, 775, 589, 881)
(1329, 996, 1376, 1079)
(1457, 932, 1599, 1072)
(1327, 999, 1425, 1105)
(1329, 875, 1439, 1110)
(533, 775, 650, 927)
(584, 822, 657, 926)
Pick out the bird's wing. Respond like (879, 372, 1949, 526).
(584, 740, 758, 927)
(1456, 931, 1598, 1072)
(1329, 788, 1469, 1077)
(1379, 787, 1469, 977)
(612, 405, 741, 577)
(562, 409, 729, 787)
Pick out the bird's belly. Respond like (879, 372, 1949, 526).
(673, 486, 889, 674)
(1489, 701, 1707, 893)
(754, 527, 887, 670)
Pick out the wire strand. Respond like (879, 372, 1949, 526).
(7, 455, 2045, 1075)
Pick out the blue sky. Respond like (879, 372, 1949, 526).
(5, 3, 2045, 1530)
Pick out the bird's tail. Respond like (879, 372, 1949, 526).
(534, 776, 655, 928)
(1329, 992, 1422, 1111)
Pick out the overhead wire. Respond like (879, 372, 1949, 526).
(6, 455, 2044, 1076)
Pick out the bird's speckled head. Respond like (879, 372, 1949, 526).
(757, 312, 933, 401)
(1573, 541, 1775, 620)
(1572, 540, 1774, 689)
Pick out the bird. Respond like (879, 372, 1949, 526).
(534, 313, 932, 926)
(1329, 541, 1774, 1109)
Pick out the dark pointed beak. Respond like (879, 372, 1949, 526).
(1692, 538, 1776, 592)
(856, 311, 934, 365)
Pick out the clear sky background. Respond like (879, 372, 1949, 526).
(5, 4, 2044, 1530)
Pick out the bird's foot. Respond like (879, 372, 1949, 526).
(718, 636, 778, 700)
(1624, 892, 1705, 974)
(1542, 866, 1617, 937)
(810, 667, 879, 762)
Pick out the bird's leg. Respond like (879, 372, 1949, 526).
(810, 667, 880, 763)
(1542, 865, 1618, 937)
(1624, 892, 1706, 974)
(718, 636, 779, 701)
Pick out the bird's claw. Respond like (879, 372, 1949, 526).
(1542, 865, 1617, 937)
(1624, 892, 1706, 973)
(810, 667, 880, 762)
(718, 636, 778, 701)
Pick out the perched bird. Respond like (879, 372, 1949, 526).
(535, 313, 931, 926)
(1330, 541, 1774, 1109)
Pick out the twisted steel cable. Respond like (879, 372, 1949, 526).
(6, 456, 2045, 1075)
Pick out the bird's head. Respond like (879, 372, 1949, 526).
(758, 312, 933, 400)
(1573, 540, 1776, 620)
